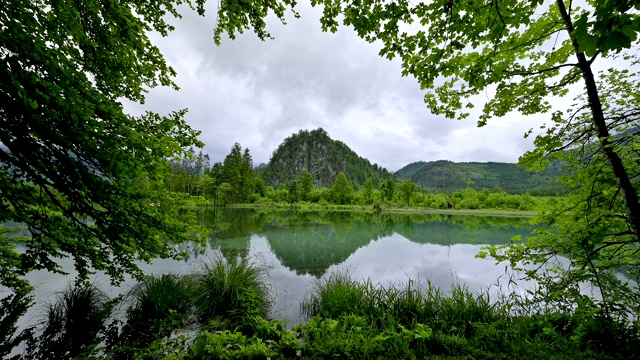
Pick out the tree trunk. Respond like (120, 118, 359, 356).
(557, 0, 640, 240)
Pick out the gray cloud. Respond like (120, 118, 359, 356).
(124, 2, 547, 171)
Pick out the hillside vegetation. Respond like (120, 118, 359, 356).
(396, 160, 566, 195)
(262, 128, 391, 188)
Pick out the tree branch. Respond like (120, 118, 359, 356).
(505, 62, 577, 77)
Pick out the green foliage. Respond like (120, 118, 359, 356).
(481, 59, 640, 320)
(298, 170, 315, 201)
(302, 272, 501, 338)
(253, 177, 268, 198)
(21, 259, 640, 359)
(0, 0, 205, 294)
(288, 180, 298, 204)
(222, 144, 256, 203)
(361, 178, 374, 205)
(297, 314, 409, 358)
(186, 330, 272, 359)
(397, 160, 566, 195)
(217, 183, 234, 206)
(0, 226, 30, 292)
(22, 255, 278, 359)
(113, 273, 196, 355)
(165, 149, 213, 197)
(213, 0, 298, 45)
(193, 255, 271, 328)
(299, 271, 640, 359)
(331, 172, 355, 205)
(0, 289, 33, 359)
(398, 179, 416, 206)
(381, 178, 396, 203)
(134, 318, 302, 360)
(165, 145, 258, 205)
(27, 283, 113, 359)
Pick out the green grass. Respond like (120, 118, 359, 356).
(108, 273, 196, 358)
(192, 254, 271, 330)
(27, 283, 112, 359)
(125, 273, 195, 331)
(24, 267, 640, 359)
(301, 271, 502, 330)
(109, 255, 272, 357)
(297, 271, 640, 359)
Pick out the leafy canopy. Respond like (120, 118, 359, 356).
(331, 172, 355, 205)
(482, 55, 640, 317)
(1, 0, 207, 292)
(399, 180, 416, 207)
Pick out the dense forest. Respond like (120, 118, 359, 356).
(262, 128, 391, 188)
(163, 143, 262, 204)
(396, 160, 566, 196)
(162, 142, 562, 212)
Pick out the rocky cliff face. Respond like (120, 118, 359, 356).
(263, 128, 390, 188)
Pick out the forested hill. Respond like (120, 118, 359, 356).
(263, 128, 391, 188)
(396, 160, 566, 195)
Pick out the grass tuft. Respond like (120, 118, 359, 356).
(27, 283, 111, 359)
(299, 270, 640, 359)
(111, 273, 195, 358)
(192, 254, 271, 331)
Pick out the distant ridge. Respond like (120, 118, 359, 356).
(263, 128, 391, 188)
(396, 160, 566, 195)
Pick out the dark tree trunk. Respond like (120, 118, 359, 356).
(557, 0, 640, 240)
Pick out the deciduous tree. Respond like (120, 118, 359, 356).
(381, 179, 395, 204)
(482, 60, 640, 316)
(362, 178, 374, 205)
(398, 180, 416, 207)
(299, 170, 315, 201)
(331, 172, 355, 205)
(1, 0, 205, 293)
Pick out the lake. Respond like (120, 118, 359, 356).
(24, 208, 538, 327)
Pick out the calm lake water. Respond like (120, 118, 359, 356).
(24, 208, 538, 327)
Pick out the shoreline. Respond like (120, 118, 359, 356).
(199, 202, 539, 218)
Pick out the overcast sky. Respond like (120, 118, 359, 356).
(124, 2, 550, 172)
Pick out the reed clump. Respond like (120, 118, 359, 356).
(20, 268, 640, 359)
(192, 253, 271, 330)
(298, 271, 640, 359)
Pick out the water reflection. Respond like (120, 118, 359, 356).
(197, 208, 538, 325)
(202, 209, 535, 279)
(24, 208, 538, 327)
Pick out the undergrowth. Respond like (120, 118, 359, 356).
(10, 267, 640, 359)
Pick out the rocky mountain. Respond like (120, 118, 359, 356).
(262, 128, 391, 188)
(396, 160, 566, 195)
